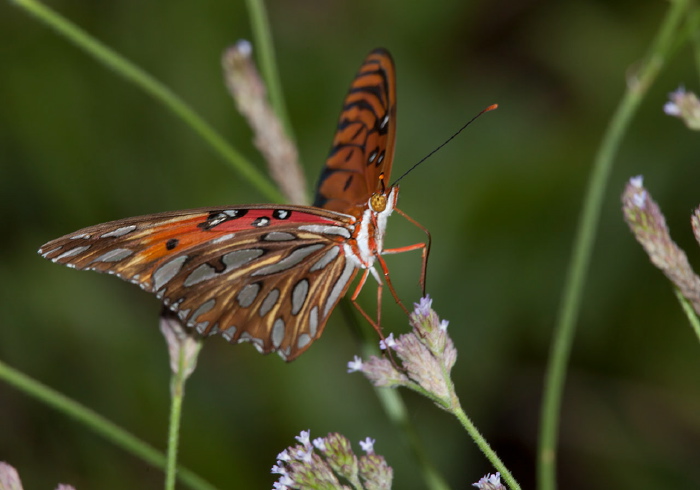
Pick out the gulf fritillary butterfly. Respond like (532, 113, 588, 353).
(38, 48, 428, 361)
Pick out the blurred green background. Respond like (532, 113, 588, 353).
(2, 0, 700, 488)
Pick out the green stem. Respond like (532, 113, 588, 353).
(165, 376, 182, 490)
(244, 0, 296, 144)
(674, 288, 700, 342)
(401, 378, 520, 489)
(536, 2, 690, 490)
(11, 0, 284, 203)
(438, 356, 519, 489)
(165, 340, 201, 490)
(451, 404, 520, 490)
(0, 359, 216, 490)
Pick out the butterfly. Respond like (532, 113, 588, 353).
(38, 48, 428, 361)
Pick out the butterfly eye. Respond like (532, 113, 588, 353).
(370, 194, 387, 212)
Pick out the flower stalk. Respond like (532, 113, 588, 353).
(622, 176, 700, 341)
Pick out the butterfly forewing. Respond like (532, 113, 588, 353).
(39, 206, 359, 360)
(314, 49, 397, 216)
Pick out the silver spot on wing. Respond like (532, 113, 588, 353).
(291, 279, 309, 315)
(210, 233, 236, 245)
(92, 248, 134, 263)
(324, 259, 356, 317)
(222, 325, 237, 342)
(272, 318, 285, 347)
(252, 244, 324, 276)
(222, 249, 264, 270)
(177, 308, 191, 322)
(309, 306, 319, 339)
(310, 247, 340, 272)
(190, 298, 216, 325)
(168, 298, 185, 311)
(184, 263, 216, 287)
(40, 246, 63, 257)
(297, 333, 311, 349)
(259, 288, 280, 317)
(277, 347, 290, 360)
(237, 283, 261, 308)
(380, 114, 389, 130)
(153, 255, 188, 291)
(298, 224, 351, 239)
(100, 225, 137, 238)
(262, 231, 296, 241)
(56, 245, 91, 261)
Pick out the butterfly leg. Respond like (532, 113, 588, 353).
(385, 206, 431, 296)
(381, 240, 430, 298)
(375, 254, 410, 315)
(349, 270, 402, 366)
(350, 268, 390, 342)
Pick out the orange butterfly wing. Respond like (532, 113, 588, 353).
(314, 49, 397, 216)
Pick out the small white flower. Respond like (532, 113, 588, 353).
(272, 482, 288, 490)
(485, 473, 501, 484)
(313, 437, 326, 451)
(347, 355, 363, 373)
(295, 430, 311, 447)
(632, 190, 647, 208)
(359, 437, 376, 454)
(415, 295, 433, 316)
(664, 100, 681, 116)
(630, 175, 643, 188)
(663, 86, 700, 130)
(439, 319, 449, 331)
(295, 446, 313, 463)
(379, 333, 396, 350)
(270, 464, 287, 475)
(664, 86, 686, 115)
(235, 39, 253, 56)
(473, 472, 504, 489)
(276, 449, 291, 462)
(277, 474, 294, 487)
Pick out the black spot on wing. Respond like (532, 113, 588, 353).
(272, 209, 291, 220)
(198, 209, 249, 230)
(343, 175, 353, 191)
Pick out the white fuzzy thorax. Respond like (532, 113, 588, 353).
(346, 187, 398, 284)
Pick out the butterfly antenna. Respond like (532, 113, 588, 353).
(390, 103, 498, 187)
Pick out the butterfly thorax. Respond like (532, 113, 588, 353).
(344, 186, 398, 282)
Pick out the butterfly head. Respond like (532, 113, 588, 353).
(369, 172, 393, 213)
